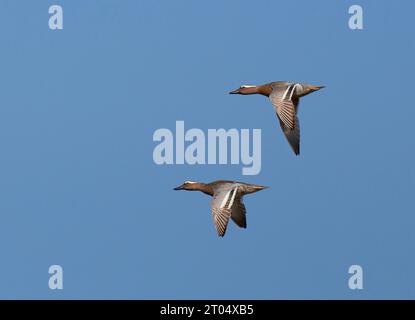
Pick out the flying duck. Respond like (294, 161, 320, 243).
(174, 180, 267, 237)
(229, 81, 324, 155)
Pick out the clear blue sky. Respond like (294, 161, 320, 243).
(0, 0, 414, 299)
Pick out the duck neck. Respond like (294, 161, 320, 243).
(257, 84, 273, 97)
(194, 183, 214, 196)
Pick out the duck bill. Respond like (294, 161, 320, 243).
(174, 184, 184, 190)
(229, 88, 241, 94)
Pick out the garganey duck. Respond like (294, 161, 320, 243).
(229, 81, 324, 155)
(174, 180, 267, 237)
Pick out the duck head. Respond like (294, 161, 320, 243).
(174, 181, 202, 191)
(229, 85, 259, 95)
(229, 84, 273, 96)
(174, 181, 214, 195)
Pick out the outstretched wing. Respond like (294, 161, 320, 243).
(230, 195, 247, 229)
(270, 85, 301, 155)
(269, 84, 298, 129)
(211, 187, 246, 237)
(279, 115, 300, 155)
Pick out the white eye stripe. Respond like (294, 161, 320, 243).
(241, 85, 255, 88)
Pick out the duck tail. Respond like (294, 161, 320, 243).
(246, 184, 268, 194)
(309, 85, 325, 91)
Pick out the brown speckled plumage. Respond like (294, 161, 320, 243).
(174, 180, 267, 237)
(230, 81, 324, 155)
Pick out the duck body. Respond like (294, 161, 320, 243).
(230, 81, 324, 155)
(174, 180, 267, 237)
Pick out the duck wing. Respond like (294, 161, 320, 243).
(270, 85, 301, 155)
(211, 186, 246, 237)
(269, 84, 298, 129)
(279, 114, 300, 155)
(230, 195, 247, 229)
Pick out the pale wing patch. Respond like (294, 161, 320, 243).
(289, 83, 301, 100)
(212, 187, 240, 237)
(219, 188, 238, 209)
(281, 85, 291, 100)
(270, 84, 297, 129)
(219, 190, 231, 208)
(228, 188, 238, 209)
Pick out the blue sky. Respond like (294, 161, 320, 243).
(0, 0, 414, 299)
